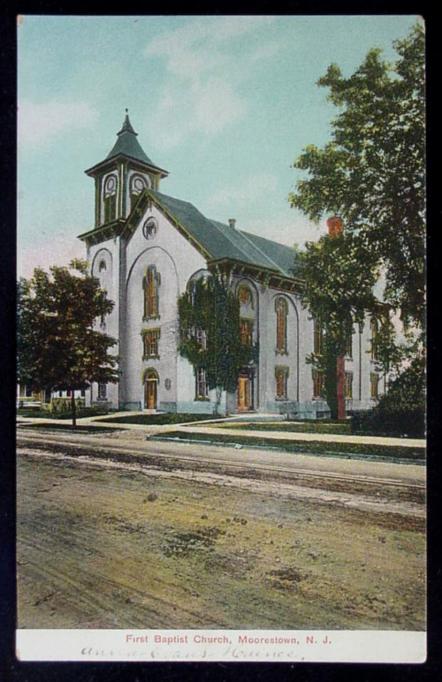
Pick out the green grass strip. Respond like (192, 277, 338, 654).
(151, 430, 425, 462)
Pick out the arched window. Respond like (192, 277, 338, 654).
(103, 174, 117, 223)
(99, 260, 107, 272)
(130, 174, 148, 211)
(313, 318, 323, 355)
(370, 318, 379, 361)
(143, 266, 160, 319)
(275, 298, 288, 353)
(238, 285, 253, 308)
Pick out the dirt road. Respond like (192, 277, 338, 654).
(17, 427, 426, 631)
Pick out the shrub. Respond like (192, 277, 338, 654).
(49, 397, 85, 414)
(351, 357, 425, 437)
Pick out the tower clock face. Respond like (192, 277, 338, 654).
(104, 175, 117, 195)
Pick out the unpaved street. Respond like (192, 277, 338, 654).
(17, 427, 426, 631)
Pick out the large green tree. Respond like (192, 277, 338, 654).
(289, 24, 425, 417)
(297, 230, 381, 418)
(290, 23, 425, 332)
(178, 274, 257, 414)
(17, 259, 119, 426)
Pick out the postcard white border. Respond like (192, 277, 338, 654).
(16, 629, 426, 663)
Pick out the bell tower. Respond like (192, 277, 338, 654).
(84, 110, 169, 228)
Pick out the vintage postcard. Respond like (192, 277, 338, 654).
(16, 15, 426, 663)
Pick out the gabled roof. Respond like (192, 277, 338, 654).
(150, 191, 300, 279)
(79, 187, 301, 284)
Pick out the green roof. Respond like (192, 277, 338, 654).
(106, 113, 156, 166)
(151, 190, 299, 279)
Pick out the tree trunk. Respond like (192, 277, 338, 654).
(71, 390, 77, 428)
(325, 355, 338, 420)
(214, 385, 222, 416)
(336, 355, 346, 420)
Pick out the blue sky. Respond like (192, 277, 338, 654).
(17, 14, 419, 277)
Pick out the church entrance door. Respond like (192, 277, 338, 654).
(144, 371, 158, 410)
(237, 374, 252, 411)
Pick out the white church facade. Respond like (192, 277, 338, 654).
(78, 113, 385, 418)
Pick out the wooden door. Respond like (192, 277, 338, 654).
(145, 379, 157, 409)
(237, 376, 251, 411)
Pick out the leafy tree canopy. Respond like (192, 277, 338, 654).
(289, 23, 425, 331)
(178, 274, 257, 412)
(17, 259, 119, 424)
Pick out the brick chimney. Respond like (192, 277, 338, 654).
(327, 215, 343, 238)
(228, 218, 236, 229)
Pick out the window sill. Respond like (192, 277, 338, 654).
(275, 397, 288, 401)
(143, 355, 160, 361)
(195, 397, 210, 402)
(275, 350, 288, 356)
(143, 315, 161, 322)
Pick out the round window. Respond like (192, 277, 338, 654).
(143, 217, 158, 240)
(132, 175, 147, 193)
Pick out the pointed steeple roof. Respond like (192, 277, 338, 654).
(85, 110, 168, 177)
(106, 110, 154, 165)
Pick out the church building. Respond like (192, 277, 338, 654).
(78, 113, 385, 417)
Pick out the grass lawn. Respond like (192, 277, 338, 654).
(97, 413, 216, 425)
(152, 430, 425, 463)
(207, 420, 351, 435)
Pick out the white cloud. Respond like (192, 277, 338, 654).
(145, 16, 275, 79)
(147, 78, 246, 150)
(18, 100, 99, 150)
(143, 16, 280, 148)
(17, 232, 85, 279)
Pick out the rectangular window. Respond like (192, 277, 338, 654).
(130, 192, 138, 212)
(98, 383, 107, 400)
(313, 319, 323, 355)
(195, 368, 208, 400)
(104, 195, 116, 223)
(312, 369, 325, 399)
(81, 389, 86, 398)
(370, 372, 379, 399)
(344, 371, 353, 399)
(240, 319, 253, 346)
(275, 367, 288, 400)
(345, 328, 353, 358)
(25, 385, 33, 397)
(370, 319, 379, 361)
(143, 329, 160, 358)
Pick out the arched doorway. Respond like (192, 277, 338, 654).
(144, 369, 159, 410)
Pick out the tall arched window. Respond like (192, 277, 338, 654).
(143, 266, 160, 319)
(103, 174, 117, 223)
(313, 318, 323, 355)
(238, 285, 253, 308)
(370, 318, 379, 361)
(275, 297, 288, 353)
